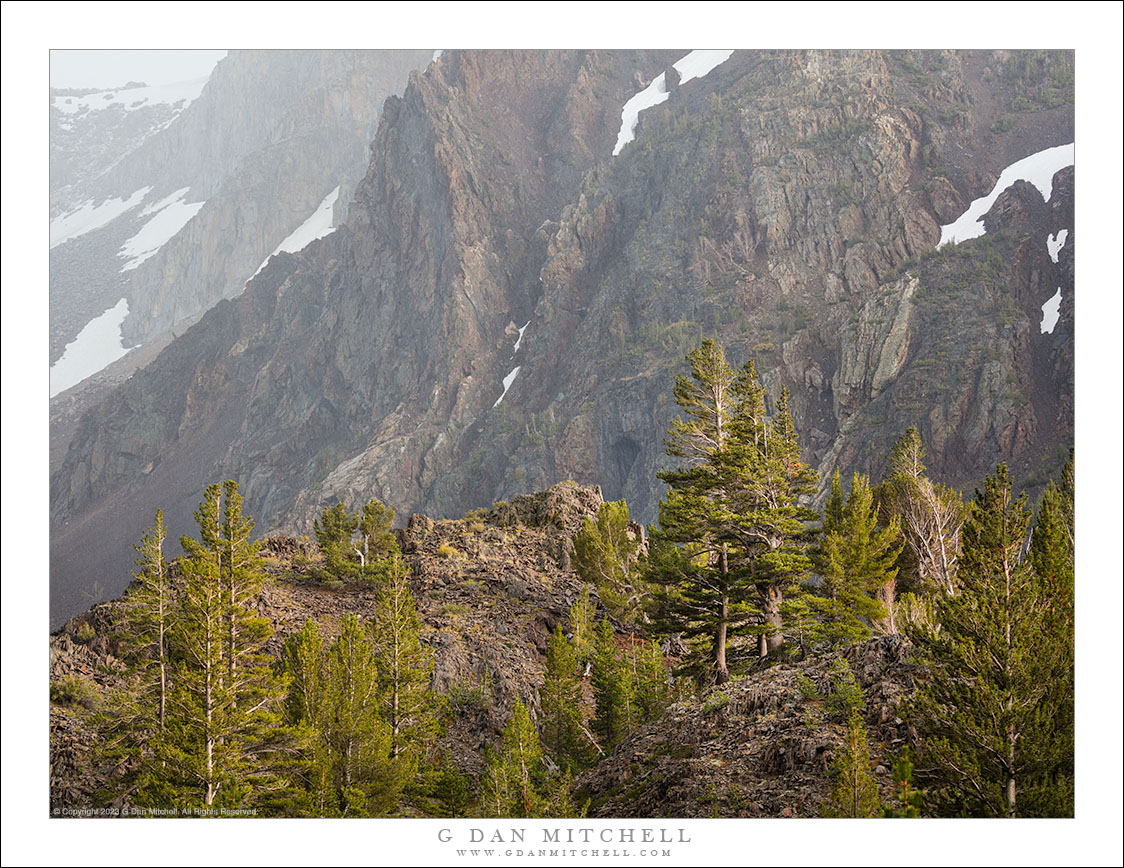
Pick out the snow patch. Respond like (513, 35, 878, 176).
(673, 49, 736, 84)
(50, 298, 135, 397)
(513, 320, 530, 355)
(432, 50, 443, 61)
(1040, 288, 1062, 334)
(493, 366, 522, 407)
(613, 50, 735, 156)
(1046, 229, 1069, 263)
(252, 186, 341, 277)
(938, 143, 1074, 247)
(51, 76, 210, 116)
(49, 187, 151, 248)
(118, 187, 205, 271)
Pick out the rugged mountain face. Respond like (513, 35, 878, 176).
(49, 49, 1074, 628)
(50, 49, 430, 368)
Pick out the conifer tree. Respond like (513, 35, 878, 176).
(281, 620, 331, 814)
(907, 464, 1072, 817)
(573, 500, 643, 622)
(373, 556, 437, 770)
(629, 637, 671, 725)
(97, 511, 176, 802)
(590, 618, 634, 750)
(314, 498, 400, 581)
(481, 699, 548, 818)
(540, 625, 597, 772)
(738, 384, 818, 657)
(649, 343, 816, 676)
(810, 473, 903, 643)
(314, 501, 359, 578)
(358, 497, 399, 566)
(648, 341, 755, 683)
(878, 428, 964, 598)
(282, 617, 406, 816)
(823, 714, 881, 818)
(882, 749, 924, 817)
(321, 615, 403, 815)
(157, 482, 295, 810)
(1021, 451, 1074, 817)
(565, 585, 597, 664)
(125, 509, 173, 732)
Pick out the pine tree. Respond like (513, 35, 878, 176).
(648, 340, 754, 683)
(649, 344, 817, 676)
(96, 511, 176, 803)
(738, 384, 818, 657)
(823, 713, 881, 818)
(809, 473, 903, 644)
(1022, 451, 1074, 817)
(878, 428, 964, 598)
(157, 482, 294, 810)
(565, 585, 597, 664)
(281, 620, 331, 814)
(481, 699, 548, 818)
(125, 509, 174, 732)
(540, 625, 598, 771)
(882, 748, 924, 817)
(590, 618, 634, 750)
(314, 498, 400, 581)
(907, 464, 1072, 817)
(372, 556, 437, 771)
(573, 500, 643, 622)
(314, 501, 359, 579)
(358, 497, 399, 568)
(282, 617, 406, 816)
(630, 637, 671, 725)
(321, 615, 403, 815)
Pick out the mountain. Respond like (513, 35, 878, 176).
(49, 49, 1074, 629)
(49, 49, 431, 465)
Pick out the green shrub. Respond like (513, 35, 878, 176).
(448, 679, 492, 713)
(75, 622, 96, 643)
(50, 676, 97, 709)
(824, 659, 865, 721)
(437, 544, 466, 560)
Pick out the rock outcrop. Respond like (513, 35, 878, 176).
(577, 636, 917, 817)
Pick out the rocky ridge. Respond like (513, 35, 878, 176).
(49, 482, 920, 819)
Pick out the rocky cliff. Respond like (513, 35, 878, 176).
(49, 49, 1074, 628)
(50, 50, 430, 366)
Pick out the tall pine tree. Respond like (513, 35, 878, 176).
(809, 472, 903, 643)
(373, 556, 438, 771)
(158, 482, 294, 810)
(907, 464, 1072, 817)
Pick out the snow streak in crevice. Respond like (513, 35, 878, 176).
(252, 186, 341, 278)
(50, 298, 135, 397)
(118, 187, 205, 271)
(1046, 229, 1068, 264)
(612, 50, 734, 156)
(1040, 289, 1062, 334)
(938, 143, 1074, 247)
(493, 366, 522, 408)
